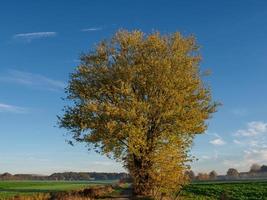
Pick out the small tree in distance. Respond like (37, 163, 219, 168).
(250, 163, 261, 173)
(209, 170, 218, 180)
(185, 170, 195, 180)
(227, 168, 239, 178)
(59, 30, 218, 198)
(260, 165, 267, 172)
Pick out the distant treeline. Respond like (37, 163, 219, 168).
(187, 164, 267, 181)
(3, 164, 267, 182)
(0, 172, 129, 181)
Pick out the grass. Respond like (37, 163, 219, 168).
(0, 180, 115, 199)
(2, 180, 267, 200)
(180, 180, 267, 200)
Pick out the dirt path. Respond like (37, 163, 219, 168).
(101, 188, 133, 200)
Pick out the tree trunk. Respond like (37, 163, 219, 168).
(131, 154, 153, 197)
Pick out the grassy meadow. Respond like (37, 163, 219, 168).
(0, 180, 114, 199)
(1, 180, 267, 199)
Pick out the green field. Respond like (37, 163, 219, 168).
(181, 180, 267, 200)
(0, 180, 114, 199)
(1, 180, 267, 200)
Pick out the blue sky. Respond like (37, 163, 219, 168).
(1, 0, 267, 175)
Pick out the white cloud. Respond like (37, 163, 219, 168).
(223, 159, 243, 169)
(244, 149, 267, 164)
(194, 121, 267, 173)
(201, 155, 211, 160)
(0, 103, 27, 113)
(235, 121, 267, 137)
(222, 157, 250, 171)
(223, 121, 267, 172)
(14, 32, 57, 41)
(209, 133, 226, 146)
(223, 148, 267, 171)
(81, 27, 102, 32)
(232, 121, 267, 150)
(0, 70, 65, 91)
(210, 138, 226, 146)
(201, 150, 218, 161)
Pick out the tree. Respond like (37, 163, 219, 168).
(227, 168, 239, 178)
(209, 170, 217, 180)
(250, 163, 261, 173)
(59, 30, 218, 198)
(260, 165, 267, 172)
(185, 170, 195, 180)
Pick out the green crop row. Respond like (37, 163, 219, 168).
(180, 181, 267, 200)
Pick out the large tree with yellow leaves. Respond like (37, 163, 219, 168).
(59, 30, 217, 198)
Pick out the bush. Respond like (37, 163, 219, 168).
(9, 185, 114, 200)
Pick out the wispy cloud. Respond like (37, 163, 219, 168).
(200, 150, 218, 161)
(0, 103, 27, 114)
(209, 133, 226, 146)
(222, 121, 267, 171)
(201, 155, 211, 160)
(235, 121, 267, 137)
(243, 149, 267, 165)
(0, 70, 65, 91)
(223, 149, 267, 171)
(223, 159, 244, 169)
(14, 32, 57, 42)
(81, 27, 103, 32)
(232, 122, 267, 149)
(210, 138, 226, 146)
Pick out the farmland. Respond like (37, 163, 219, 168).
(1, 180, 267, 199)
(0, 180, 114, 199)
(181, 180, 267, 199)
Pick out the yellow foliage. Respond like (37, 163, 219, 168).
(59, 30, 218, 198)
